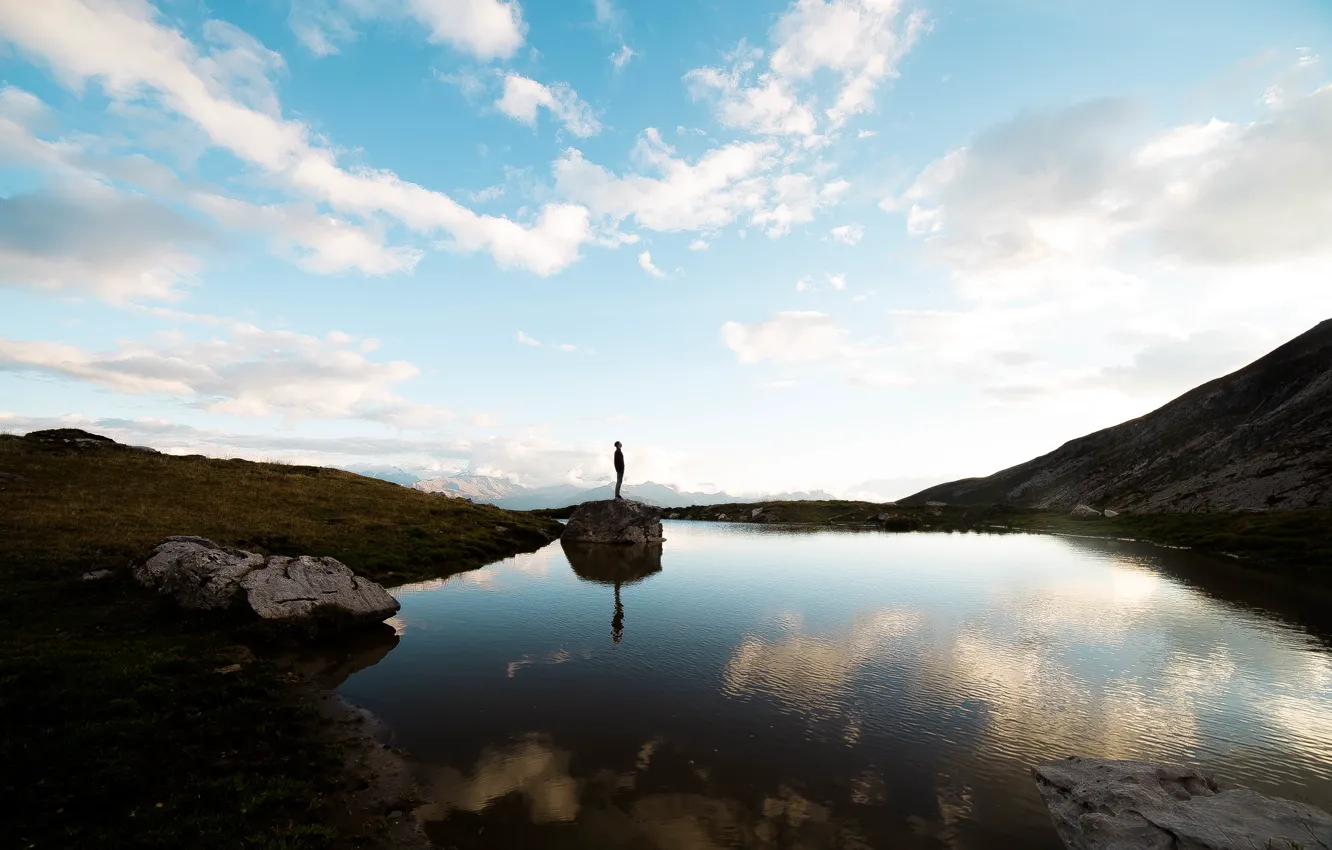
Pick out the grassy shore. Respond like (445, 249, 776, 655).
(0, 431, 561, 849)
(550, 499, 1332, 577)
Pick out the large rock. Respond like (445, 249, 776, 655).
(562, 499, 664, 544)
(133, 537, 399, 628)
(1070, 504, 1102, 518)
(1033, 757, 1332, 850)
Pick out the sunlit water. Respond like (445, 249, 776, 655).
(329, 522, 1332, 849)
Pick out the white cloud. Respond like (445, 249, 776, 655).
(610, 44, 636, 71)
(891, 85, 1332, 277)
(495, 73, 602, 137)
(686, 58, 820, 142)
(830, 223, 863, 244)
(0, 0, 591, 276)
(750, 173, 850, 237)
(687, 0, 927, 142)
(688, 238, 709, 250)
(517, 330, 542, 346)
(555, 129, 777, 232)
(637, 250, 665, 278)
(290, 0, 525, 60)
(722, 311, 849, 363)
(0, 181, 210, 302)
(0, 323, 449, 425)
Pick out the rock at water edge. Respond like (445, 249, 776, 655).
(132, 537, 400, 629)
(1033, 757, 1332, 850)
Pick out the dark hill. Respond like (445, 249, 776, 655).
(904, 319, 1332, 513)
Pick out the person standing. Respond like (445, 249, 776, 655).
(613, 441, 625, 499)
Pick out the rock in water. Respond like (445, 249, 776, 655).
(133, 537, 399, 629)
(1033, 757, 1332, 850)
(562, 499, 664, 544)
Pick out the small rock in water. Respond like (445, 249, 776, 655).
(1033, 756, 1332, 850)
(562, 499, 664, 544)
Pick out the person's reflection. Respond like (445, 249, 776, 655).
(562, 539, 662, 646)
(612, 583, 625, 644)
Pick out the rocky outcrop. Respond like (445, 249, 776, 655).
(133, 536, 399, 628)
(1033, 757, 1332, 850)
(561, 499, 664, 544)
(906, 319, 1332, 512)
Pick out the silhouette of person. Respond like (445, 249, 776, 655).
(612, 582, 624, 644)
(613, 441, 625, 499)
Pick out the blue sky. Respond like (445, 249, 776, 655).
(1, 0, 1330, 497)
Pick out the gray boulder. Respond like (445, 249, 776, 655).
(133, 537, 399, 627)
(1103, 508, 1120, 518)
(1033, 757, 1332, 850)
(1070, 504, 1102, 518)
(562, 499, 664, 544)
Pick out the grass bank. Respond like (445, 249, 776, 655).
(0, 430, 562, 849)
(578, 499, 1332, 578)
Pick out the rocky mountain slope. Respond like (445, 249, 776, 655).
(904, 320, 1332, 513)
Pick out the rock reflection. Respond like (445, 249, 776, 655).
(283, 623, 400, 688)
(563, 539, 662, 646)
(561, 539, 663, 585)
(417, 734, 896, 849)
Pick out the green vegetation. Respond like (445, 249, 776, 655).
(0, 430, 561, 849)
(628, 500, 1332, 577)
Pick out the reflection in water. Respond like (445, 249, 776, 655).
(562, 539, 663, 646)
(336, 524, 1332, 849)
(417, 733, 894, 849)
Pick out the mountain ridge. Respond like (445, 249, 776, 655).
(904, 319, 1332, 513)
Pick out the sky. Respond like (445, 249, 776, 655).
(0, 0, 1330, 499)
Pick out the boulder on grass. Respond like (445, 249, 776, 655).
(562, 499, 664, 544)
(1033, 757, 1332, 850)
(133, 537, 399, 630)
(1070, 504, 1102, 518)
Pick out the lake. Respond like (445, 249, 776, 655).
(329, 522, 1332, 849)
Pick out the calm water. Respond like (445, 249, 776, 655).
(328, 523, 1332, 849)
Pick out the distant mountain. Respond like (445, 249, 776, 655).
(343, 464, 421, 487)
(413, 474, 529, 502)
(404, 474, 837, 510)
(904, 319, 1332, 513)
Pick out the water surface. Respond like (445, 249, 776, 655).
(335, 523, 1332, 849)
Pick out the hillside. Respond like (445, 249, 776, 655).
(905, 320, 1332, 513)
(0, 428, 563, 849)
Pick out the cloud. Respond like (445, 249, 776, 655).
(0, 0, 590, 276)
(722, 311, 850, 363)
(794, 271, 846, 293)
(555, 128, 845, 238)
(637, 250, 665, 278)
(829, 223, 863, 244)
(0, 182, 211, 302)
(610, 44, 636, 71)
(495, 73, 602, 137)
(688, 238, 709, 251)
(517, 330, 542, 346)
(0, 84, 415, 283)
(0, 323, 449, 425)
(891, 83, 1332, 276)
(687, 0, 927, 142)
(289, 0, 525, 60)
